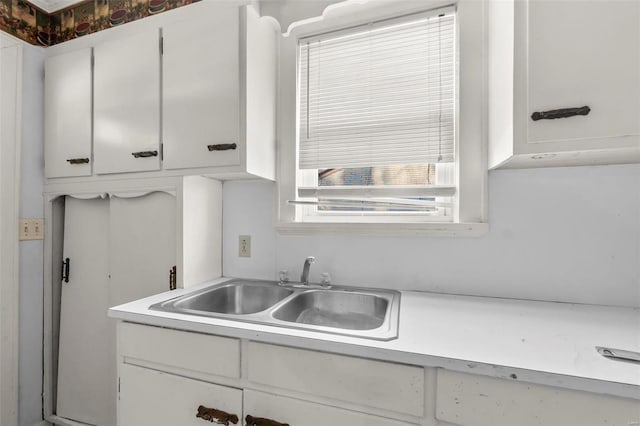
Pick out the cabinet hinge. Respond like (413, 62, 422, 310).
(159, 36, 163, 55)
(160, 143, 164, 161)
(118, 377, 120, 400)
(169, 265, 177, 290)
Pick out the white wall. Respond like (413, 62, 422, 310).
(19, 44, 45, 426)
(223, 163, 640, 308)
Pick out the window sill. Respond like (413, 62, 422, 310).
(275, 221, 488, 237)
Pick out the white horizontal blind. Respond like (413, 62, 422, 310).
(299, 9, 456, 170)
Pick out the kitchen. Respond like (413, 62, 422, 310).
(2, 2, 640, 425)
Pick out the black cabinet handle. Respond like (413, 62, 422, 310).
(196, 405, 239, 425)
(245, 415, 289, 426)
(61, 258, 70, 283)
(131, 150, 158, 158)
(207, 143, 237, 152)
(66, 158, 90, 164)
(531, 106, 590, 121)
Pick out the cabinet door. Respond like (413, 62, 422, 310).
(527, 0, 640, 144)
(244, 390, 416, 426)
(119, 364, 243, 426)
(108, 191, 176, 306)
(44, 48, 92, 178)
(162, 4, 241, 170)
(57, 197, 114, 426)
(94, 30, 161, 174)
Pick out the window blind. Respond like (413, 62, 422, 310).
(298, 9, 456, 170)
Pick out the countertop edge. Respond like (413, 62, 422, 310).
(109, 306, 640, 401)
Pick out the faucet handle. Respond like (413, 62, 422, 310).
(306, 256, 315, 264)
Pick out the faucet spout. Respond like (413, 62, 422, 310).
(301, 256, 315, 285)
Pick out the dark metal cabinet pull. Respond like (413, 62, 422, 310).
(131, 150, 158, 158)
(195, 405, 239, 425)
(531, 106, 590, 121)
(169, 265, 177, 291)
(66, 158, 90, 164)
(61, 258, 70, 283)
(597, 346, 640, 363)
(207, 143, 237, 152)
(245, 415, 290, 426)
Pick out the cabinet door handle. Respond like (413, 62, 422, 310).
(596, 346, 640, 363)
(207, 143, 237, 152)
(61, 258, 70, 283)
(531, 106, 590, 121)
(245, 415, 290, 426)
(131, 150, 158, 158)
(66, 158, 90, 164)
(196, 405, 239, 425)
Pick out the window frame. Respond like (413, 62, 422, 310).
(276, 0, 488, 236)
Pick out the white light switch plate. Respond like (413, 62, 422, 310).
(19, 218, 44, 241)
(239, 235, 251, 257)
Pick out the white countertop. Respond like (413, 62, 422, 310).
(109, 277, 640, 400)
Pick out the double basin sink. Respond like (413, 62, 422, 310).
(150, 279, 400, 340)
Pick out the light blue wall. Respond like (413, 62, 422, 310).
(19, 43, 45, 426)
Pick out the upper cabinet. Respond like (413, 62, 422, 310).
(93, 30, 161, 175)
(44, 2, 277, 182)
(162, 4, 277, 178)
(489, 0, 640, 169)
(44, 48, 93, 178)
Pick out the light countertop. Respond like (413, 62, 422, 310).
(109, 277, 640, 400)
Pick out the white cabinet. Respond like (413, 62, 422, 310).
(45, 2, 276, 181)
(116, 324, 422, 426)
(436, 369, 640, 426)
(119, 364, 242, 426)
(244, 390, 414, 426)
(44, 48, 92, 178)
(489, 0, 640, 169)
(47, 176, 222, 426)
(162, 5, 240, 170)
(162, 4, 277, 179)
(93, 30, 161, 174)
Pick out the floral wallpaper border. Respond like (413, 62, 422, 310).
(0, 0, 200, 46)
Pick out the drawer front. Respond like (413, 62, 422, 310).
(118, 322, 240, 379)
(119, 363, 242, 426)
(436, 370, 640, 426)
(247, 342, 424, 417)
(244, 390, 417, 426)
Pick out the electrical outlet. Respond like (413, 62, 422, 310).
(239, 235, 251, 257)
(19, 218, 44, 241)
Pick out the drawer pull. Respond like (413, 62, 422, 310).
(196, 405, 239, 425)
(596, 346, 640, 363)
(61, 257, 70, 283)
(531, 106, 590, 121)
(208, 143, 237, 152)
(66, 158, 90, 164)
(131, 150, 158, 158)
(245, 415, 289, 426)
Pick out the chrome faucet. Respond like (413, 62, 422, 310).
(301, 256, 315, 285)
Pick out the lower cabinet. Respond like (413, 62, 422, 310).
(117, 323, 422, 426)
(436, 370, 640, 426)
(119, 364, 242, 426)
(244, 390, 415, 426)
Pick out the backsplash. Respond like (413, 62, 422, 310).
(0, 0, 199, 46)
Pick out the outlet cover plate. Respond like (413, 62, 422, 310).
(239, 235, 251, 257)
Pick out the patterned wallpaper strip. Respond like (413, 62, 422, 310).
(0, 0, 200, 46)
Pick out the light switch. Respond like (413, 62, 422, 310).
(19, 218, 44, 241)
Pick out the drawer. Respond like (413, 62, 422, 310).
(436, 370, 640, 426)
(118, 322, 240, 379)
(247, 342, 424, 417)
(119, 363, 242, 426)
(244, 389, 417, 426)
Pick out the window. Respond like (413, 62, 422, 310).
(296, 9, 456, 222)
(277, 1, 487, 235)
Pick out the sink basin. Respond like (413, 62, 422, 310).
(272, 290, 387, 330)
(154, 280, 293, 315)
(150, 279, 400, 340)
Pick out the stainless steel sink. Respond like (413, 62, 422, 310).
(168, 281, 293, 315)
(271, 290, 388, 330)
(150, 279, 400, 340)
